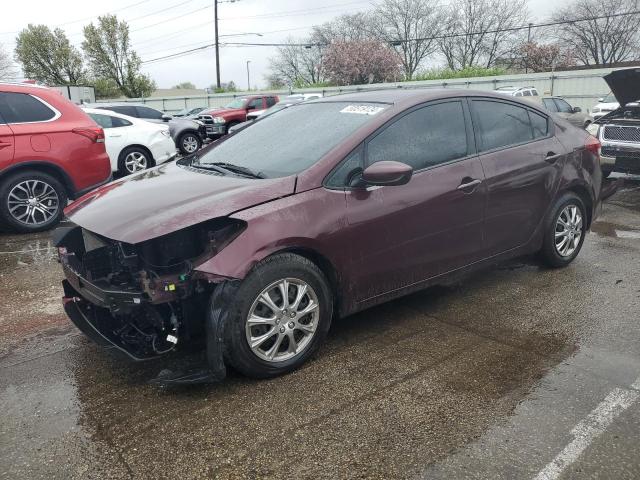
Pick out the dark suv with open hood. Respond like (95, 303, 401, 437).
(588, 68, 640, 177)
(55, 89, 603, 384)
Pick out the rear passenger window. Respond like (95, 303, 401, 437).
(104, 106, 138, 117)
(529, 111, 549, 138)
(367, 101, 468, 171)
(523, 90, 532, 96)
(543, 99, 559, 112)
(0, 93, 56, 123)
(135, 106, 163, 120)
(472, 100, 533, 152)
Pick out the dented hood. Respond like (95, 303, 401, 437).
(604, 68, 640, 106)
(64, 162, 296, 244)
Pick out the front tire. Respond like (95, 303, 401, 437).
(539, 193, 587, 268)
(0, 170, 67, 233)
(177, 131, 202, 155)
(221, 253, 333, 378)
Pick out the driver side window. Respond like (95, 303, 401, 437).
(248, 98, 263, 109)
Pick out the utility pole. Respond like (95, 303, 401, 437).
(525, 22, 533, 74)
(215, 0, 221, 89)
(246, 60, 251, 91)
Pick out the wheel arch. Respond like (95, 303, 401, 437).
(267, 246, 341, 316)
(0, 161, 76, 197)
(563, 183, 594, 228)
(117, 144, 155, 171)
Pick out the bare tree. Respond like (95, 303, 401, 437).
(551, 0, 640, 66)
(372, 0, 446, 79)
(439, 0, 530, 70)
(311, 12, 375, 44)
(266, 37, 326, 87)
(0, 43, 17, 81)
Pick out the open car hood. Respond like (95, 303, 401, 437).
(604, 68, 640, 106)
(64, 162, 296, 244)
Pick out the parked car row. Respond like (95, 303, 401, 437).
(495, 86, 593, 129)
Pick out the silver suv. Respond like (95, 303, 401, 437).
(494, 86, 540, 98)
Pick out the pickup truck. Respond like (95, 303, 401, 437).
(198, 95, 279, 139)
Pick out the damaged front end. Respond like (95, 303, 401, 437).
(53, 218, 245, 364)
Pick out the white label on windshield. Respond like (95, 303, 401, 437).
(340, 105, 385, 115)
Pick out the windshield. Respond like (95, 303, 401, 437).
(602, 93, 617, 103)
(196, 102, 388, 178)
(224, 98, 247, 109)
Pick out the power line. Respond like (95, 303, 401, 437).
(0, 0, 153, 36)
(140, 9, 640, 64)
(219, 0, 372, 20)
(224, 9, 640, 47)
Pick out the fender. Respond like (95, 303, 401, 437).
(0, 159, 78, 196)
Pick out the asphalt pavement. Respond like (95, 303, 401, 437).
(1, 175, 639, 479)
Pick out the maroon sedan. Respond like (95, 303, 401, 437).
(54, 89, 603, 382)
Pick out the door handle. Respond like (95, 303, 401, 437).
(108, 134, 122, 138)
(545, 152, 562, 163)
(457, 178, 482, 191)
(0, 141, 11, 149)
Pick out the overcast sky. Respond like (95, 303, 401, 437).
(0, 0, 559, 91)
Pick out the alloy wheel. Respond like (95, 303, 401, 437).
(182, 135, 199, 153)
(7, 179, 60, 226)
(245, 278, 320, 363)
(555, 204, 583, 257)
(124, 151, 148, 173)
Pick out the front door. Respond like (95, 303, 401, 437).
(339, 99, 486, 303)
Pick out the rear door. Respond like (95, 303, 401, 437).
(470, 98, 564, 256)
(88, 112, 131, 170)
(337, 99, 486, 302)
(553, 98, 582, 128)
(0, 112, 14, 169)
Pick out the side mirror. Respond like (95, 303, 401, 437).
(246, 105, 256, 111)
(161, 114, 172, 122)
(573, 106, 582, 113)
(597, 98, 604, 103)
(360, 161, 413, 187)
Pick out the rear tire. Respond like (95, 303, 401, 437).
(0, 170, 67, 233)
(221, 253, 333, 378)
(177, 131, 202, 155)
(118, 146, 153, 176)
(539, 193, 587, 268)
(225, 122, 240, 135)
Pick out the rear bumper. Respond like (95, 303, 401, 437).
(71, 173, 113, 200)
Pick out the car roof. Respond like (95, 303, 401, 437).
(312, 88, 544, 110)
(82, 106, 138, 120)
(90, 102, 158, 109)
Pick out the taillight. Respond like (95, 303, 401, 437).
(585, 135, 601, 158)
(72, 127, 105, 143)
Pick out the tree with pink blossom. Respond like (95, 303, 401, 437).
(322, 40, 403, 85)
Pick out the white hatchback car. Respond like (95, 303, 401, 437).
(83, 108, 176, 175)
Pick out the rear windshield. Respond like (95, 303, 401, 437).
(197, 102, 389, 178)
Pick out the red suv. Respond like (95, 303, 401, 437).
(198, 95, 279, 139)
(0, 83, 111, 232)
